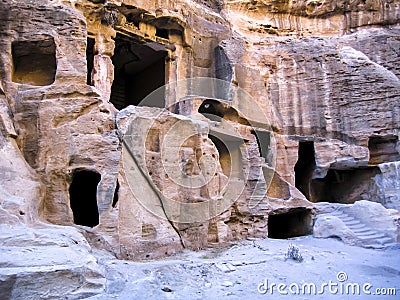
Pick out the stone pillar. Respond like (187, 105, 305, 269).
(92, 33, 115, 102)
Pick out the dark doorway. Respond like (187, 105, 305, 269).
(294, 141, 315, 200)
(209, 134, 231, 177)
(268, 209, 312, 239)
(208, 134, 244, 179)
(86, 37, 95, 85)
(112, 180, 119, 208)
(69, 170, 101, 227)
(110, 34, 167, 109)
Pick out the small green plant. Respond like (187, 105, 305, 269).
(285, 244, 304, 262)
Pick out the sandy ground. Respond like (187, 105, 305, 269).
(88, 236, 400, 300)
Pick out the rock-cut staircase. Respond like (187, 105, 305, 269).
(316, 203, 397, 248)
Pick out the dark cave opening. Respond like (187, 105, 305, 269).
(268, 209, 312, 239)
(310, 167, 380, 204)
(12, 38, 56, 86)
(208, 134, 231, 177)
(198, 99, 250, 125)
(69, 170, 101, 227)
(112, 180, 119, 208)
(294, 141, 316, 200)
(294, 140, 383, 204)
(110, 33, 167, 110)
(251, 130, 271, 164)
(368, 135, 400, 165)
(208, 133, 244, 179)
(86, 37, 95, 86)
(155, 28, 169, 39)
(199, 99, 225, 121)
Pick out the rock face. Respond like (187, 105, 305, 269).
(375, 161, 400, 210)
(0, 223, 106, 300)
(0, 0, 399, 296)
(314, 215, 358, 245)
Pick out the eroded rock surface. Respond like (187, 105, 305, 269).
(0, 223, 106, 300)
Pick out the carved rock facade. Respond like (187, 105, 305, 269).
(0, 0, 399, 263)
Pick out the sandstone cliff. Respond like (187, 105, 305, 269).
(0, 0, 399, 297)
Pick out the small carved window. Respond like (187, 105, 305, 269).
(12, 37, 56, 86)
